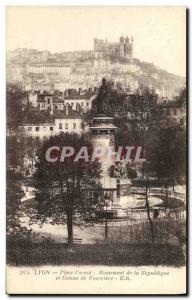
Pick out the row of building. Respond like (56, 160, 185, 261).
(20, 113, 85, 139)
(7, 36, 185, 98)
(26, 89, 95, 113)
(18, 91, 185, 141)
(19, 107, 185, 142)
(7, 60, 141, 91)
(6, 37, 150, 94)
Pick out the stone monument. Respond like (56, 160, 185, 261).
(90, 79, 131, 217)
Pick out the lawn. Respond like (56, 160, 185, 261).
(7, 242, 185, 267)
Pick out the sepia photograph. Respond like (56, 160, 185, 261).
(6, 5, 187, 295)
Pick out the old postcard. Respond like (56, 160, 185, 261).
(6, 6, 187, 295)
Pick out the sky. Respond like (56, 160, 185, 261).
(6, 6, 186, 77)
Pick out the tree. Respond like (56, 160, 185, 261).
(7, 171, 23, 237)
(7, 135, 42, 174)
(141, 162, 154, 243)
(6, 84, 27, 131)
(7, 170, 34, 243)
(148, 128, 186, 188)
(145, 176, 154, 243)
(21, 136, 42, 171)
(32, 133, 103, 245)
(174, 87, 186, 107)
(7, 135, 25, 172)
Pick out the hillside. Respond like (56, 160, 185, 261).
(108, 56, 185, 98)
(7, 49, 185, 98)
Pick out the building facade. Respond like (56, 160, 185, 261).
(20, 116, 85, 140)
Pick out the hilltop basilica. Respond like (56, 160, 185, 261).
(94, 35, 134, 59)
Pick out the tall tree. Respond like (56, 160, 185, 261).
(147, 128, 186, 188)
(7, 170, 34, 242)
(6, 84, 26, 131)
(7, 171, 23, 238)
(7, 135, 25, 172)
(7, 135, 42, 173)
(174, 87, 186, 107)
(31, 133, 103, 245)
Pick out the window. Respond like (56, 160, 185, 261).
(47, 98, 50, 105)
(65, 123, 68, 130)
(27, 127, 32, 131)
(35, 127, 39, 132)
(50, 127, 53, 131)
(174, 109, 177, 115)
(59, 123, 62, 130)
(73, 123, 76, 129)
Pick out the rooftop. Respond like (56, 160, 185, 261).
(64, 94, 93, 100)
(52, 110, 84, 119)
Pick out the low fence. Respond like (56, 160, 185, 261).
(107, 216, 186, 244)
(131, 187, 186, 205)
(104, 207, 186, 227)
(149, 188, 186, 202)
(106, 205, 186, 244)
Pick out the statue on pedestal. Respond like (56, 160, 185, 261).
(95, 78, 109, 114)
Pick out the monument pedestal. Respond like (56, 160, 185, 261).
(90, 113, 118, 206)
(90, 114, 133, 217)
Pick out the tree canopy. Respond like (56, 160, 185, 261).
(6, 84, 27, 130)
(31, 132, 104, 245)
